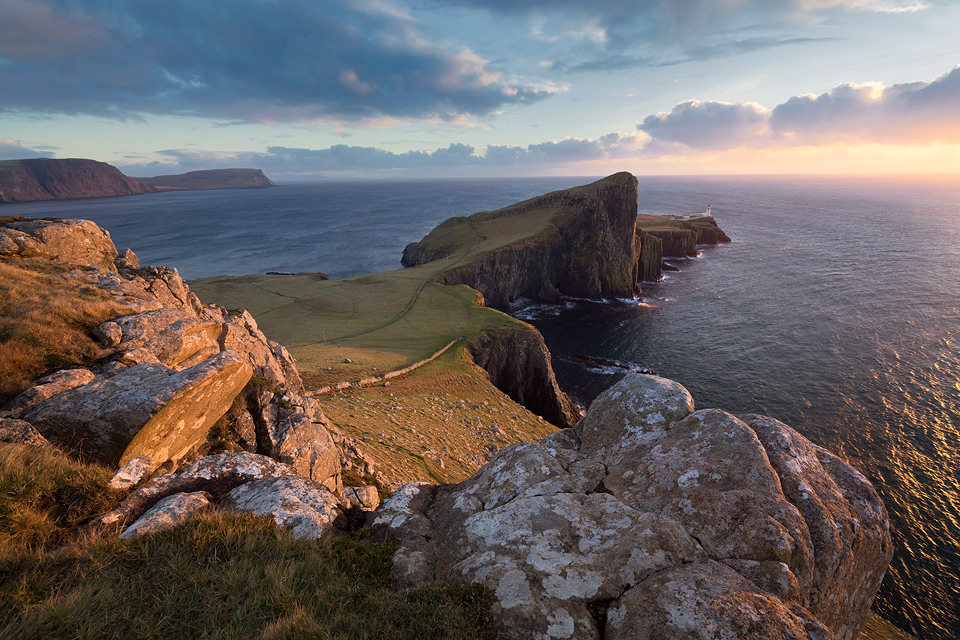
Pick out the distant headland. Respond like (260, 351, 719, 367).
(0, 158, 275, 204)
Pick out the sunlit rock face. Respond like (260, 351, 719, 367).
(1, 217, 340, 489)
(371, 373, 892, 640)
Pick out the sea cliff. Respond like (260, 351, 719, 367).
(139, 168, 276, 191)
(403, 172, 640, 310)
(0, 158, 156, 204)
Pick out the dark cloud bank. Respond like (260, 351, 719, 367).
(0, 0, 556, 123)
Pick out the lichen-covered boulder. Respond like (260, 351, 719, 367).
(372, 374, 892, 640)
(23, 351, 252, 469)
(95, 452, 299, 529)
(109, 456, 152, 490)
(3, 368, 96, 417)
(221, 475, 342, 539)
(344, 485, 380, 511)
(120, 491, 211, 539)
(0, 418, 49, 446)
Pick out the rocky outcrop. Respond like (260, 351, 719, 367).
(109, 456, 152, 490)
(0, 418, 49, 446)
(1, 217, 340, 490)
(640, 216, 731, 258)
(404, 173, 640, 310)
(94, 452, 300, 530)
(469, 328, 581, 429)
(94, 451, 346, 540)
(0, 158, 156, 204)
(21, 351, 252, 468)
(371, 373, 892, 640)
(139, 168, 276, 191)
(221, 475, 343, 539)
(120, 491, 212, 538)
(0, 218, 119, 268)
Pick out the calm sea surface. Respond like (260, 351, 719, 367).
(5, 175, 959, 639)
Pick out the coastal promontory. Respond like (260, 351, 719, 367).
(0, 158, 157, 204)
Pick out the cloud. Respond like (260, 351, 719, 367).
(119, 133, 648, 180)
(432, 0, 927, 72)
(0, 137, 51, 160)
(639, 66, 960, 150)
(0, 0, 558, 123)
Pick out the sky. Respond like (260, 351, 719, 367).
(1, 0, 959, 180)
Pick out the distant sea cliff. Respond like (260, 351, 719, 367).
(0, 158, 274, 204)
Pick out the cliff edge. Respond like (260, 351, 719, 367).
(139, 168, 276, 191)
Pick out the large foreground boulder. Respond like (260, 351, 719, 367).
(21, 351, 252, 469)
(371, 374, 892, 640)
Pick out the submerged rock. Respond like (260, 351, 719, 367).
(371, 373, 891, 640)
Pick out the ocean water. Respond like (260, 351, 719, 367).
(4, 175, 959, 639)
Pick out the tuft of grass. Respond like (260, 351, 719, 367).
(0, 444, 124, 553)
(0, 258, 132, 404)
(0, 511, 497, 640)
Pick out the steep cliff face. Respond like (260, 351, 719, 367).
(139, 168, 276, 190)
(635, 229, 663, 282)
(468, 327, 581, 428)
(639, 215, 731, 258)
(0, 159, 156, 204)
(404, 172, 640, 310)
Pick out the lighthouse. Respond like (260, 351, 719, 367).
(706, 204, 712, 216)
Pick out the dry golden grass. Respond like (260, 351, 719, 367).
(0, 443, 123, 553)
(0, 258, 131, 404)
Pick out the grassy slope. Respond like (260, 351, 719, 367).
(0, 443, 496, 640)
(0, 257, 133, 403)
(191, 269, 555, 488)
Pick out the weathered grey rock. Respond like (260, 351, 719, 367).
(109, 456, 152, 490)
(221, 475, 342, 539)
(115, 248, 139, 270)
(374, 374, 891, 640)
(120, 491, 211, 539)
(254, 392, 341, 492)
(742, 414, 893, 640)
(93, 320, 123, 347)
(114, 308, 221, 370)
(220, 311, 304, 394)
(0, 418, 49, 446)
(4, 368, 96, 417)
(94, 452, 299, 529)
(233, 410, 258, 452)
(576, 373, 693, 461)
(24, 350, 252, 469)
(607, 561, 832, 640)
(343, 485, 380, 511)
